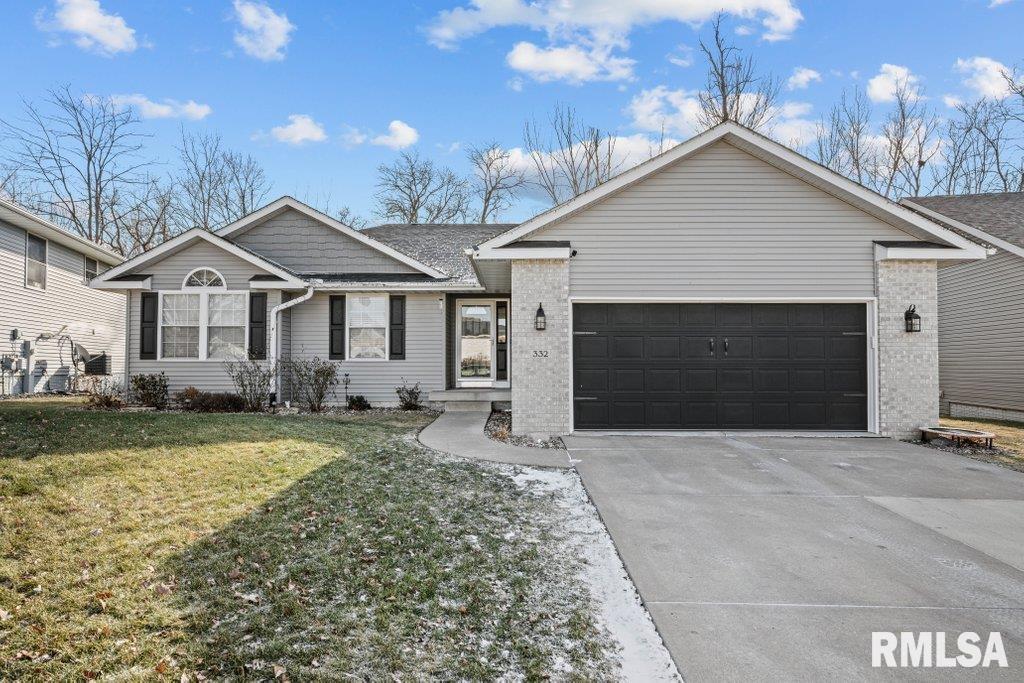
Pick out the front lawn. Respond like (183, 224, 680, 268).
(939, 416, 1024, 472)
(0, 398, 615, 680)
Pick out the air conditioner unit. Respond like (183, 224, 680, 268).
(84, 352, 111, 376)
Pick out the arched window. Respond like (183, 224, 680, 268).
(183, 268, 225, 289)
(161, 267, 246, 360)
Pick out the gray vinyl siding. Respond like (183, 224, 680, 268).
(0, 219, 125, 395)
(287, 292, 445, 405)
(530, 140, 916, 298)
(124, 240, 282, 394)
(938, 249, 1024, 413)
(233, 208, 419, 274)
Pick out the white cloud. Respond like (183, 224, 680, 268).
(341, 125, 368, 147)
(786, 66, 821, 90)
(989, 0, 1014, 6)
(943, 94, 963, 108)
(371, 120, 420, 150)
(507, 76, 525, 91)
(40, 0, 137, 55)
(232, 0, 295, 61)
(270, 114, 327, 145)
(955, 56, 1011, 99)
(626, 86, 818, 147)
(506, 40, 635, 83)
(734, 25, 754, 35)
(427, 1, 804, 49)
(866, 63, 921, 103)
(111, 94, 212, 120)
(667, 44, 693, 68)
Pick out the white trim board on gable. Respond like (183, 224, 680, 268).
(216, 196, 446, 279)
(478, 121, 986, 260)
(91, 228, 306, 289)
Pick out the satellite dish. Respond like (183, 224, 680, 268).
(74, 343, 92, 364)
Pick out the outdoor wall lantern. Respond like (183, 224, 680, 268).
(535, 303, 547, 331)
(904, 304, 922, 333)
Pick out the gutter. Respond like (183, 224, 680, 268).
(269, 286, 314, 401)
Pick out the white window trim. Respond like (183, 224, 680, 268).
(345, 293, 390, 362)
(157, 289, 250, 362)
(182, 267, 227, 290)
(83, 255, 98, 284)
(25, 233, 47, 290)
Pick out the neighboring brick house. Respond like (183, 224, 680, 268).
(902, 193, 1024, 422)
(1, 198, 125, 395)
(94, 122, 985, 439)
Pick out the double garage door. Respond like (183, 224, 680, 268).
(573, 303, 868, 430)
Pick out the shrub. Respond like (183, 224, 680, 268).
(223, 358, 276, 412)
(85, 379, 124, 410)
(174, 387, 246, 413)
(130, 373, 169, 409)
(287, 357, 339, 413)
(395, 379, 422, 410)
(347, 394, 371, 411)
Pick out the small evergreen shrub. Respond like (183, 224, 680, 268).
(130, 373, 169, 409)
(395, 380, 423, 410)
(347, 394, 371, 411)
(175, 387, 246, 413)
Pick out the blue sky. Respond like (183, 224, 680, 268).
(2, 0, 1022, 222)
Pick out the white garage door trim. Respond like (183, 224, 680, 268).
(567, 297, 880, 435)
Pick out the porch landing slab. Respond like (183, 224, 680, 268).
(419, 411, 571, 469)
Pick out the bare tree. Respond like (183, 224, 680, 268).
(696, 14, 781, 131)
(105, 177, 177, 256)
(522, 104, 621, 206)
(877, 83, 940, 198)
(467, 142, 526, 222)
(336, 205, 368, 229)
(814, 88, 876, 187)
(0, 86, 149, 246)
(176, 130, 269, 230)
(374, 151, 470, 223)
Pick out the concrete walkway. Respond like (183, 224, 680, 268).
(419, 411, 572, 468)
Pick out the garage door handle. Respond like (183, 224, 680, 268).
(709, 338, 715, 356)
(843, 393, 867, 397)
(575, 396, 597, 401)
(574, 331, 598, 336)
(724, 338, 729, 356)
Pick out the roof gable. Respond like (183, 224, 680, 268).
(478, 122, 985, 259)
(216, 196, 446, 278)
(92, 228, 306, 289)
(903, 194, 1024, 258)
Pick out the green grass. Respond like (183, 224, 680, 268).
(0, 398, 614, 680)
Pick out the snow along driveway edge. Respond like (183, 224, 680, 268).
(509, 466, 681, 681)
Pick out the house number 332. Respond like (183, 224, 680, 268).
(532, 350, 549, 358)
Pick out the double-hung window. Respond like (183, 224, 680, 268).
(348, 294, 387, 360)
(26, 234, 47, 289)
(159, 268, 247, 360)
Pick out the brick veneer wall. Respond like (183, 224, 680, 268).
(510, 258, 571, 435)
(876, 259, 939, 439)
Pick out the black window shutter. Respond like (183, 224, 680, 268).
(140, 292, 158, 360)
(329, 295, 346, 360)
(249, 293, 267, 360)
(389, 295, 406, 360)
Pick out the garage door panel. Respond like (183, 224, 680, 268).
(647, 368, 681, 392)
(612, 336, 644, 359)
(573, 303, 867, 431)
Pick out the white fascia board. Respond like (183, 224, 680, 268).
(309, 282, 484, 292)
(215, 196, 446, 279)
(93, 228, 306, 287)
(873, 244, 984, 261)
(479, 121, 987, 255)
(900, 200, 1024, 260)
(473, 246, 572, 260)
(91, 276, 152, 290)
(0, 199, 123, 265)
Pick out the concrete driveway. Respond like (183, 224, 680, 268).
(564, 434, 1024, 681)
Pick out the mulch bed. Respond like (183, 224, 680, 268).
(486, 411, 565, 450)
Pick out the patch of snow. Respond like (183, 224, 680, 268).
(509, 466, 681, 681)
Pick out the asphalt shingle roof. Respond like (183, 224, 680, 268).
(909, 193, 1024, 251)
(362, 223, 514, 285)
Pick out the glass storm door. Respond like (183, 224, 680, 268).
(459, 303, 493, 384)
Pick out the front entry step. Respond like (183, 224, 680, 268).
(429, 388, 511, 412)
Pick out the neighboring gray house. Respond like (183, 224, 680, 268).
(1, 198, 125, 396)
(94, 122, 985, 439)
(902, 193, 1024, 422)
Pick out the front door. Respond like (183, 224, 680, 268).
(457, 299, 509, 387)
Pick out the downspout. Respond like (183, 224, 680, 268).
(269, 286, 314, 402)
